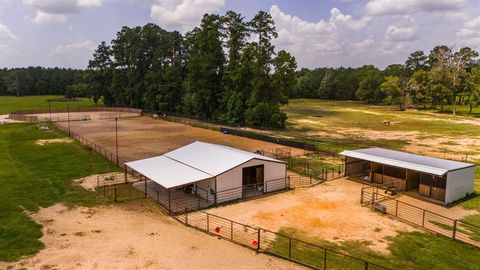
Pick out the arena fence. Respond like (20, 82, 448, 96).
(50, 122, 392, 270)
(361, 186, 480, 248)
(9, 107, 142, 122)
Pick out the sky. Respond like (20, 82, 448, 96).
(0, 0, 479, 69)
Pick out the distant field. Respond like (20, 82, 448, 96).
(281, 99, 480, 161)
(0, 95, 100, 115)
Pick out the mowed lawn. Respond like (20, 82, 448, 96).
(0, 123, 119, 261)
(0, 95, 99, 114)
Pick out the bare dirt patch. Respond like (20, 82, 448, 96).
(73, 173, 124, 192)
(207, 179, 416, 254)
(1, 202, 305, 270)
(35, 138, 74, 146)
(57, 117, 305, 161)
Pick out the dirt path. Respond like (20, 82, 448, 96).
(207, 179, 416, 254)
(1, 202, 305, 270)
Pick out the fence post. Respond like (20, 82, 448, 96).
(124, 165, 128, 184)
(288, 237, 292, 258)
(185, 208, 188, 225)
(114, 187, 117, 202)
(207, 213, 210, 232)
(365, 261, 368, 270)
(422, 210, 425, 227)
(453, 220, 458, 239)
(360, 188, 364, 204)
(395, 200, 399, 217)
(103, 183, 106, 196)
(231, 220, 234, 240)
(257, 228, 261, 252)
(323, 249, 327, 270)
(157, 190, 159, 202)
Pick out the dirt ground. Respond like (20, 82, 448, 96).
(207, 178, 416, 254)
(36, 138, 74, 146)
(0, 114, 22, 123)
(57, 117, 305, 161)
(25, 111, 140, 121)
(0, 202, 305, 270)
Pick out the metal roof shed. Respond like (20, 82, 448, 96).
(340, 148, 476, 205)
(125, 141, 287, 212)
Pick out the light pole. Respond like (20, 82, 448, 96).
(67, 103, 71, 137)
(48, 100, 52, 122)
(115, 117, 119, 166)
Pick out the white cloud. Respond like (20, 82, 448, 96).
(0, 22, 17, 42)
(150, 0, 224, 31)
(50, 40, 96, 56)
(329, 8, 371, 30)
(352, 38, 375, 51)
(27, 10, 67, 25)
(456, 16, 480, 47)
(366, 0, 465, 15)
(23, 0, 105, 24)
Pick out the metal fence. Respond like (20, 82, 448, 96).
(288, 159, 345, 182)
(361, 186, 480, 248)
(171, 210, 391, 270)
(50, 121, 393, 270)
(9, 107, 142, 122)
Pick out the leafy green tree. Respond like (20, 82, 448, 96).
(465, 67, 480, 113)
(380, 76, 402, 106)
(87, 41, 112, 104)
(272, 50, 297, 104)
(184, 14, 225, 119)
(355, 66, 385, 103)
(405, 50, 428, 72)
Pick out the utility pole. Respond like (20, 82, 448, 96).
(67, 104, 71, 137)
(48, 100, 52, 122)
(115, 118, 119, 166)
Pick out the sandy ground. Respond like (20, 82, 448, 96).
(57, 117, 305, 162)
(0, 114, 22, 123)
(36, 138, 74, 146)
(0, 202, 305, 270)
(24, 111, 140, 121)
(207, 179, 416, 254)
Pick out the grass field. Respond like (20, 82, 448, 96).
(269, 227, 480, 270)
(0, 123, 119, 261)
(281, 99, 480, 156)
(0, 95, 99, 114)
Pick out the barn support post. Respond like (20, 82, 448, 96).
(144, 176, 147, 198)
(214, 177, 217, 205)
(168, 189, 171, 214)
(124, 165, 127, 184)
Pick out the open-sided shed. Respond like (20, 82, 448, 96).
(126, 141, 287, 212)
(340, 147, 476, 205)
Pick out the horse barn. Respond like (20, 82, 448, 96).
(340, 148, 476, 205)
(126, 141, 287, 212)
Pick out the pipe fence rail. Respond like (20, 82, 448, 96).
(361, 186, 480, 248)
(175, 210, 392, 270)
(9, 107, 142, 122)
(50, 121, 393, 270)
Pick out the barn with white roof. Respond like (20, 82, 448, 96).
(126, 141, 287, 212)
(340, 147, 476, 205)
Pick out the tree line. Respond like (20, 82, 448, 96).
(0, 67, 84, 96)
(85, 11, 297, 128)
(294, 46, 480, 114)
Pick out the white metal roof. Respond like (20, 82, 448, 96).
(340, 147, 474, 176)
(126, 141, 285, 188)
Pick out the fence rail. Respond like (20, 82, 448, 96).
(361, 186, 480, 248)
(9, 107, 142, 122)
(51, 121, 393, 270)
(175, 210, 391, 270)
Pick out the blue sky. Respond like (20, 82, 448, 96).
(0, 0, 479, 69)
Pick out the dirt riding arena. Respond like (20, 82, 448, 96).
(56, 116, 305, 161)
(0, 201, 304, 270)
(207, 178, 417, 254)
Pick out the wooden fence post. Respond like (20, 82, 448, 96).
(114, 187, 117, 202)
(422, 210, 425, 227)
(364, 261, 369, 270)
(185, 208, 188, 225)
(207, 213, 210, 232)
(231, 220, 234, 240)
(395, 200, 399, 217)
